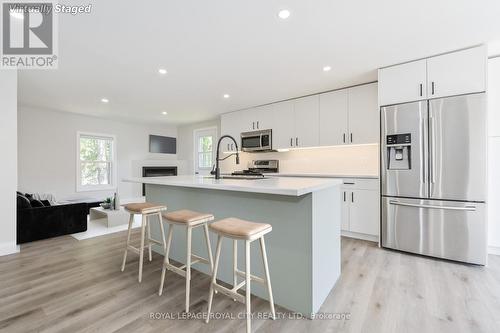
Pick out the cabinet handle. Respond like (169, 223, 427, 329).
(419, 83, 423, 97)
(252, 122, 255, 130)
(290, 138, 293, 147)
(343, 133, 346, 143)
(431, 82, 435, 95)
(257, 121, 259, 129)
(231, 143, 234, 150)
(343, 191, 346, 202)
(351, 192, 354, 203)
(295, 137, 298, 146)
(350, 133, 353, 143)
(227, 143, 230, 150)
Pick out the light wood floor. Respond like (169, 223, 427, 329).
(1, 230, 499, 333)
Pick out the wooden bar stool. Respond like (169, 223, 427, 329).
(158, 209, 215, 313)
(205, 217, 275, 333)
(121, 202, 167, 282)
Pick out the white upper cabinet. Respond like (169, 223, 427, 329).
(253, 104, 274, 131)
(272, 100, 295, 150)
(220, 111, 244, 151)
(379, 46, 487, 106)
(294, 95, 320, 148)
(348, 83, 379, 144)
(378, 59, 427, 106)
(427, 46, 486, 99)
(319, 89, 349, 146)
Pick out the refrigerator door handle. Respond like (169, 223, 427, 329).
(429, 114, 437, 194)
(421, 116, 426, 184)
(389, 200, 476, 211)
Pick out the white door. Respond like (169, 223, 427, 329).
(294, 95, 320, 148)
(341, 189, 350, 231)
(488, 57, 500, 137)
(488, 137, 500, 249)
(348, 83, 379, 144)
(349, 189, 379, 236)
(427, 46, 486, 99)
(272, 100, 295, 150)
(319, 89, 349, 146)
(378, 59, 427, 106)
(194, 127, 217, 175)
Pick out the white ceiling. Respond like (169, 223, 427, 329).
(18, 0, 500, 125)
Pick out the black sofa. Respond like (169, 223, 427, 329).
(17, 193, 88, 244)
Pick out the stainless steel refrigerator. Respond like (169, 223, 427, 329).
(381, 93, 487, 265)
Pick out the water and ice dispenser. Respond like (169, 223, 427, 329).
(386, 133, 411, 170)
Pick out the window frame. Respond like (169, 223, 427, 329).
(193, 126, 218, 174)
(76, 131, 117, 192)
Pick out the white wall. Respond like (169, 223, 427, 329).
(18, 106, 178, 201)
(488, 56, 500, 254)
(177, 119, 221, 175)
(0, 70, 18, 255)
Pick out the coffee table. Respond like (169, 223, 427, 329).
(89, 206, 129, 227)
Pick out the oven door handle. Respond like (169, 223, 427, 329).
(389, 200, 476, 211)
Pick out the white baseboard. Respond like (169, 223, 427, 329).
(0, 242, 20, 256)
(488, 245, 500, 256)
(341, 230, 379, 243)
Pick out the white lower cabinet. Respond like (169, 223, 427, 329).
(341, 179, 379, 241)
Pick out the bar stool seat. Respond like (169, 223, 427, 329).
(206, 217, 275, 333)
(121, 202, 167, 283)
(158, 209, 215, 313)
(163, 209, 214, 226)
(124, 202, 167, 214)
(209, 217, 271, 240)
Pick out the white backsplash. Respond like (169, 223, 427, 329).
(220, 144, 379, 176)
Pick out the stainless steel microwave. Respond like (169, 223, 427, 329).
(241, 129, 272, 152)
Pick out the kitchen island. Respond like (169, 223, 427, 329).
(123, 175, 342, 316)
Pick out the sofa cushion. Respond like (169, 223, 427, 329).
(29, 199, 45, 208)
(17, 194, 32, 209)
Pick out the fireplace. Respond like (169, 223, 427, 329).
(142, 166, 177, 196)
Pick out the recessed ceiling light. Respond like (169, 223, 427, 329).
(323, 66, 332, 72)
(9, 11, 24, 20)
(278, 9, 291, 19)
(161, 111, 168, 115)
(101, 98, 109, 103)
(158, 68, 167, 75)
(223, 94, 230, 99)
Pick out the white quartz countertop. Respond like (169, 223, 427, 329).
(266, 173, 379, 179)
(123, 175, 342, 196)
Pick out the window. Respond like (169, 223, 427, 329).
(198, 135, 213, 168)
(194, 127, 217, 175)
(77, 132, 116, 191)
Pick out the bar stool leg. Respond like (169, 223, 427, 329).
(121, 213, 134, 272)
(203, 223, 214, 273)
(147, 216, 152, 262)
(245, 240, 251, 333)
(206, 235, 222, 324)
(158, 224, 174, 296)
(260, 236, 276, 319)
(158, 213, 167, 253)
(232, 239, 238, 301)
(138, 214, 147, 283)
(185, 226, 192, 313)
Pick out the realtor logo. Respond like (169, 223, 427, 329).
(1, 1, 58, 68)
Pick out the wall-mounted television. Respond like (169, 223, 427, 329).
(149, 135, 176, 154)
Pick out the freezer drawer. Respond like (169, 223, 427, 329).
(381, 197, 487, 265)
